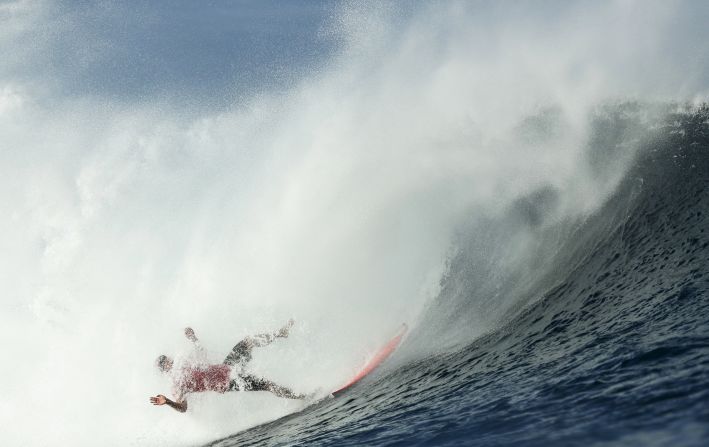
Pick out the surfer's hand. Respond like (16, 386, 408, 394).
(184, 327, 197, 342)
(150, 395, 167, 405)
(277, 319, 294, 338)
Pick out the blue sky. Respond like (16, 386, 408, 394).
(3, 0, 709, 108)
(3, 1, 339, 106)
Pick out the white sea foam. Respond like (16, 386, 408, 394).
(1, 1, 708, 445)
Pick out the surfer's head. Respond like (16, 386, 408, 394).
(156, 355, 173, 372)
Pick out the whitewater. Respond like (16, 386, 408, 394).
(1, 1, 708, 446)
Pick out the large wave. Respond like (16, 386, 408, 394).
(1, 1, 708, 446)
(217, 102, 709, 446)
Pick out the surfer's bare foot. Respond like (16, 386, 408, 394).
(277, 319, 294, 338)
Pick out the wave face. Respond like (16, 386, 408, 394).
(2, 2, 709, 446)
(207, 105, 709, 447)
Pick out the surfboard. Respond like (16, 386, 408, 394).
(332, 323, 408, 396)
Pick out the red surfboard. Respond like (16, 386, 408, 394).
(333, 323, 408, 396)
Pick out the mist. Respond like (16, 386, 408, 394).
(1, 1, 708, 445)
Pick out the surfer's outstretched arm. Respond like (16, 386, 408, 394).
(150, 394, 187, 413)
(185, 327, 199, 344)
(185, 327, 204, 351)
(249, 319, 294, 348)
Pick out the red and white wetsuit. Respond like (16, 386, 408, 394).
(176, 364, 231, 395)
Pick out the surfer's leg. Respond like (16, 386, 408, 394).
(223, 339, 252, 366)
(241, 374, 304, 399)
(249, 319, 295, 347)
(265, 382, 305, 399)
(223, 320, 294, 365)
(227, 379, 242, 392)
(248, 332, 276, 348)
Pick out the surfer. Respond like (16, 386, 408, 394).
(149, 319, 304, 413)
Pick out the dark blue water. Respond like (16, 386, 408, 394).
(206, 104, 709, 446)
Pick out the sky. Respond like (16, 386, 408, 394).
(3, 0, 709, 108)
(2, 0, 337, 108)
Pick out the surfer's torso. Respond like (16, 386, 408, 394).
(176, 364, 231, 394)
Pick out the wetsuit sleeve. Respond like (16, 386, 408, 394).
(165, 396, 187, 413)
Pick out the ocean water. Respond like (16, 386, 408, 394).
(2, 2, 709, 446)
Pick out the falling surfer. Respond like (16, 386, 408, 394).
(149, 319, 305, 413)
